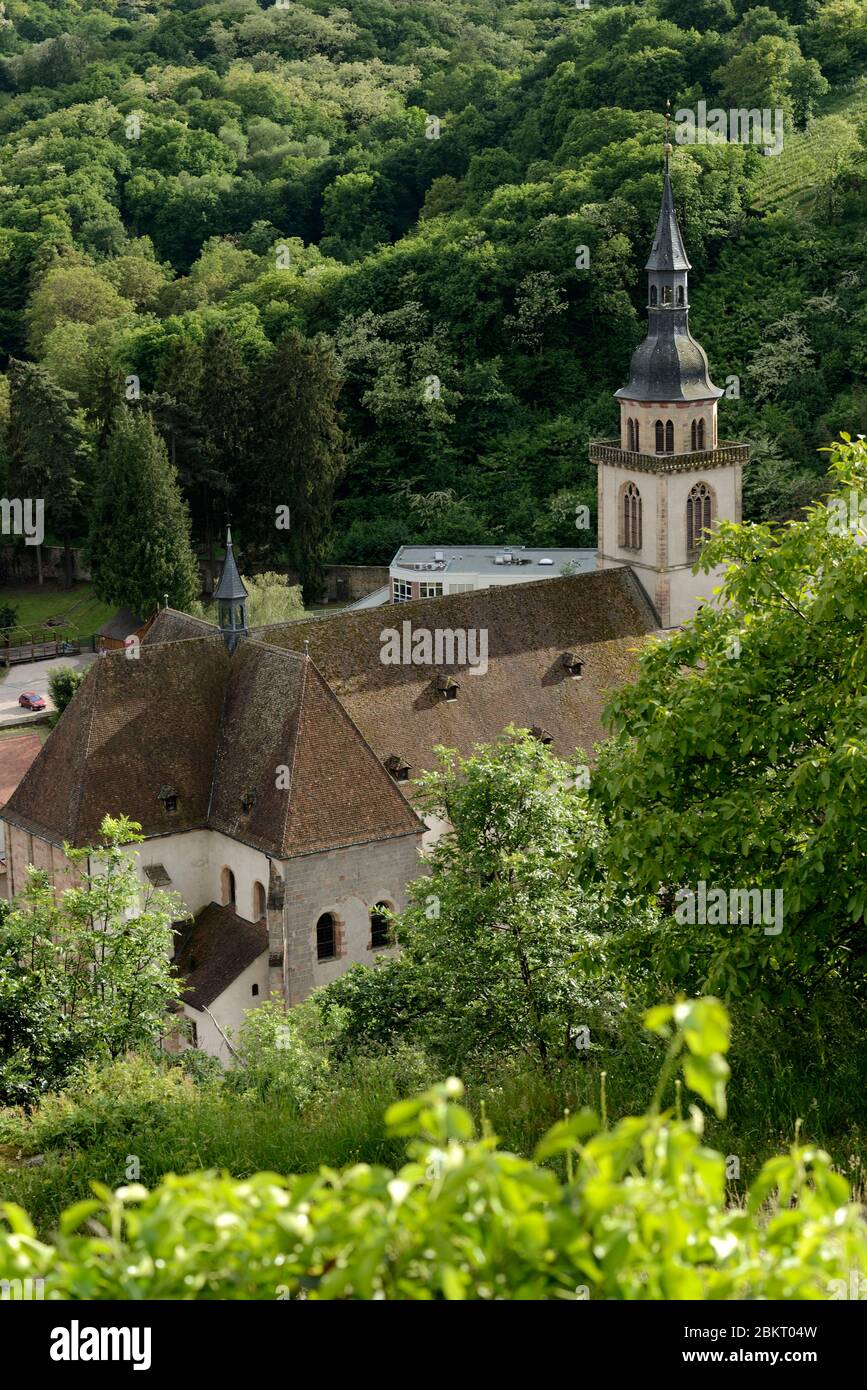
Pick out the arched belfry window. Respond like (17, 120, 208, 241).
(655, 419, 664, 453)
(687, 482, 713, 558)
(665, 419, 674, 453)
(621, 481, 642, 551)
(676, 286, 685, 306)
(650, 285, 658, 306)
(633, 419, 640, 451)
(662, 285, 672, 306)
(691, 418, 706, 450)
(627, 418, 635, 450)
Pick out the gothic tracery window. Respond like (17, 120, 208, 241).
(687, 481, 713, 558)
(621, 481, 642, 551)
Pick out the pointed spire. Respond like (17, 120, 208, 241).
(645, 101, 691, 272)
(214, 526, 248, 655)
(213, 526, 247, 603)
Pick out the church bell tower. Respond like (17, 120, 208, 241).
(591, 124, 749, 628)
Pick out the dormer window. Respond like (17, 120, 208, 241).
(529, 726, 553, 746)
(435, 673, 460, 702)
(385, 754, 411, 782)
(158, 786, 178, 814)
(561, 652, 584, 679)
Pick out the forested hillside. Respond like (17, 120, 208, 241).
(0, 0, 865, 581)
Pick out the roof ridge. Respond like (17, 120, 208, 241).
(67, 657, 101, 846)
(277, 652, 307, 854)
(205, 646, 234, 827)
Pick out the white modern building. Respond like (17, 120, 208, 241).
(387, 545, 596, 604)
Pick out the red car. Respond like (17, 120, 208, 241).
(18, 691, 46, 711)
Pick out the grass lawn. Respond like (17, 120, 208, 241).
(0, 582, 116, 643)
(0, 721, 51, 743)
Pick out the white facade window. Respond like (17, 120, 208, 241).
(419, 582, 443, 598)
(448, 583, 474, 593)
(392, 579, 412, 603)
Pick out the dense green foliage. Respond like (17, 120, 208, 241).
(595, 435, 867, 1006)
(0, 815, 182, 1104)
(88, 406, 199, 614)
(0, 0, 863, 577)
(47, 662, 83, 723)
(2, 997, 866, 1299)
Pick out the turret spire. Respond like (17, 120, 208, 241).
(214, 526, 248, 654)
(614, 130, 719, 404)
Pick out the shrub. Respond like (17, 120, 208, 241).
(2, 997, 865, 1300)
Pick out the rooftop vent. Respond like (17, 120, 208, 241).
(157, 786, 179, 814)
(561, 652, 584, 679)
(144, 863, 172, 887)
(529, 725, 553, 745)
(384, 754, 411, 782)
(435, 673, 460, 701)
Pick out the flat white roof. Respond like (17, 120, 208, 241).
(391, 545, 596, 577)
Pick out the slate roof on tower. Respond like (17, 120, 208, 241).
(615, 154, 721, 404)
(645, 160, 691, 272)
(213, 527, 247, 602)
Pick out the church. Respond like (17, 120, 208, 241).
(592, 145, 749, 627)
(0, 156, 747, 1059)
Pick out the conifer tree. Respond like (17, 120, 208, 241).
(88, 407, 199, 617)
(253, 331, 346, 602)
(6, 359, 87, 587)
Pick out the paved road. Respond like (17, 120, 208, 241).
(0, 652, 96, 723)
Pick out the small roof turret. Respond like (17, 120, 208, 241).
(213, 527, 247, 603)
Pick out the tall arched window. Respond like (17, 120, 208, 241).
(221, 866, 235, 907)
(691, 418, 706, 450)
(697, 418, 705, 449)
(655, 419, 664, 452)
(665, 419, 674, 453)
(253, 880, 266, 920)
(687, 482, 713, 557)
(676, 286, 685, 306)
(370, 902, 393, 950)
(316, 912, 337, 961)
(650, 285, 658, 306)
(633, 419, 640, 451)
(627, 418, 635, 450)
(662, 285, 672, 306)
(621, 482, 642, 551)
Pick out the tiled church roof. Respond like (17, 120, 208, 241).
(173, 902, 267, 1011)
(3, 634, 421, 854)
(255, 567, 658, 780)
(4, 567, 657, 853)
